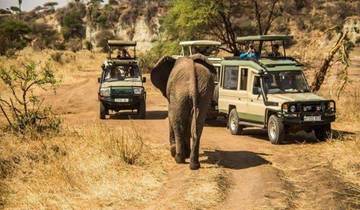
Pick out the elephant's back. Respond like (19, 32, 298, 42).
(167, 58, 215, 98)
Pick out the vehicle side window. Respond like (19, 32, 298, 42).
(214, 66, 221, 82)
(240, 68, 248, 90)
(223, 66, 239, 90)
(253, 76, 261, 94)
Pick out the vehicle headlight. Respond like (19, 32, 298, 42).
(327, 101, 336, 112)
(290, 105, 296, 112)
(133, 87, 143, 95)
(100, 87, 110, 97)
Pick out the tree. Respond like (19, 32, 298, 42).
(10, 6, 21, 14)
(58, 2, 86, 40)
(18, 0, 22, 12)
(0, 18, 31, 55)
(0, 61, 60, 133)
(162, 0, 281, 55)
(44, 2, 59, 11)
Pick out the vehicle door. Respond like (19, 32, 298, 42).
(245, 71, 266, 124)
(218, 65, 247, 115)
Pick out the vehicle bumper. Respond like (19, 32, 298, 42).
(99, 95, 145, 110)
(281, 114, 335, 126)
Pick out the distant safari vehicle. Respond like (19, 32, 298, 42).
(98, 40, 146, 119)
(178, 40, 223, 119)
(216, 35, 336, 144)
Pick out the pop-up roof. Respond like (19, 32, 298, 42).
(107, 40, 137, 59)
(107, 40, 137, 47)
(179, 40, 221, 46)
(236, 35, 293, 42)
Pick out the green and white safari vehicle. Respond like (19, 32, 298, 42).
(217, 35, 336, 144)
(98, 40, 146, 119)
(179, 40, 223, 118)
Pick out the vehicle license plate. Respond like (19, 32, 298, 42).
(115, 98, 129, 102)
(304, 116, 321, 122)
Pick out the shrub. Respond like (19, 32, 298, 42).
(111, 128, 144, 165)
(66, 38, 82, 52)
(85, 41, 93, 51)
(0, 18, 31, 56)
(57, 2, 86, 41)
(30, 23, 60, 50)
(50, 52, 64, 64)
(0, 61, 61, 134)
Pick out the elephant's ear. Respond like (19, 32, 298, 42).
(189, 53, 217, 75)
(151, 56, 176, 97)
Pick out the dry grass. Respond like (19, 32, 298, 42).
(184, 166, 229, 210)
(0, 123, 169, 209)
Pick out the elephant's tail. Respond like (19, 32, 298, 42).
(190, 59, 199, 144)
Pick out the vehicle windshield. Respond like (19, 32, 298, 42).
(103, 65, 140, 82)
(263, 71, 310, 94)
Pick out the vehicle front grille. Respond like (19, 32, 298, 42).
(111, 87, 133, 97)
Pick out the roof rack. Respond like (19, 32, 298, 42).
(236, 35, 293, 42)
(179, 40, 221, 46)
(107, 40, 137, 47)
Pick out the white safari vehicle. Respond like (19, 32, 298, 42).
(98, 40, 146, 119)
(217, 35, 336, 144)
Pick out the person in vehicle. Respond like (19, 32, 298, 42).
(268, 44, 281, 57)
(240, 44, 259, 59)
(117, 49, 131, 59)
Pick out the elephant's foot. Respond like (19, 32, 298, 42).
(170, 145, 176, 158)
(190, 161, 200, 170)
(175, 154, 186, 164)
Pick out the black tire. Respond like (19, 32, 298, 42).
(228, 109, 243, 135)
(100, 102, 108, 120)
(138, 98, 146, 119)
(267, 115, 285, 144)
(314, 124, 332, 141)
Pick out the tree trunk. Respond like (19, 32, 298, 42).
(311, 32, 347, 92)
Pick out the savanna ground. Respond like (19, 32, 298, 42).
(0, 48, 360, 210)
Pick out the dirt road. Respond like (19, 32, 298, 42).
(46, 61, 358, 209)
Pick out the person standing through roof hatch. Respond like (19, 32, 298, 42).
(268, 44, 281, 57)
(240, 44, 259, 59)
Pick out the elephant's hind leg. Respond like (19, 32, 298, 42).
(169, 122, 176, 158)
(168, 98, 191, 164)
(183, 123, 191, 159)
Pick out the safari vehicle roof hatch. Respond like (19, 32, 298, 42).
(179, 40, 221, 46)
(108, 40, 137, 47)
(179, 40, 222, 60)
(236, 34, 294, 58)
(107, 40, 137, 59)
(236, 35, 293, 42)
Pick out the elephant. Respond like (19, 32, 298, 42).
(151, 54, 216, 170)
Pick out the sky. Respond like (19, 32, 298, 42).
(0, 0, 108, 11)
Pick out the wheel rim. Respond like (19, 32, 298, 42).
(230, 116, 237, 131)
(269, 119, 277, 140)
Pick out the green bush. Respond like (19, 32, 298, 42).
(57, 2, 86, 40)
(30, 23, 60, 50)
(0, 18, 31, 56)
(0, 61, 61, 135)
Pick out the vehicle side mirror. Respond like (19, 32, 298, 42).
(98, 77, 101, 83)
(142, 77, 146, 83)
